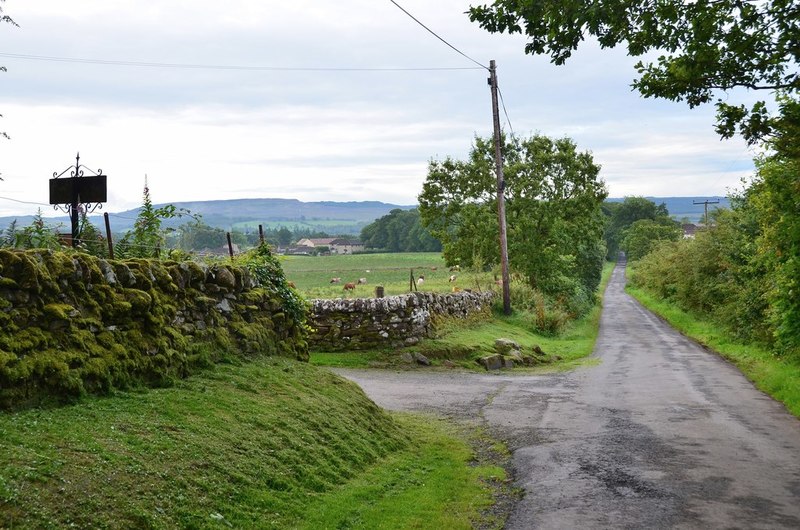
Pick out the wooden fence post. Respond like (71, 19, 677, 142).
(103, 212, 114, 259)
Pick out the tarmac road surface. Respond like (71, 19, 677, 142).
(334, 260, 800, 529)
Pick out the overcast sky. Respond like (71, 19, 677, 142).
(0, 0, 757, 217)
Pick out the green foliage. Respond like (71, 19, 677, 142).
(5, 210, 62, 250)
(418, 133, 607, 315)
(749, 153, 800, 355)
(621, 218, 682, 261)
(75, 212, 109, 258)
(603, 196, 671, 259)
(115, 181, 193, 259)
(176, 218, 226, 251)
(469, 0, 800, 144)
(236, 243, 308, 329)
(360, 208, 442, 252)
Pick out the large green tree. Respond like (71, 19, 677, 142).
(360, 208, 441, 252)
(603, 196, 671, 258)
(468, 0, 799, 143)
(419, 134, 607, 301)
(621, 218, 682, 261)
(470, 0, 799, 355)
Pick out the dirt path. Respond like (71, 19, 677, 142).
(334, 260, 800, 528)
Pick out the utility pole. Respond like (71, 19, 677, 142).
(488, 59, 511, 315)
(693, 199, 720, 226)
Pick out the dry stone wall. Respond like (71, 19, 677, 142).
(0, 249, 307, 408)
(309, 291, 495, 351)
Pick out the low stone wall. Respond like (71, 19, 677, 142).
(0, 249, 307, 408)
(309, 291, 495, 351)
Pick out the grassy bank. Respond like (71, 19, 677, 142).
(312, 261, 614, 371)
(627, 285, 800, 419)
(1, 359, 505, 528)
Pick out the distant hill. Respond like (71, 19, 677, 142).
(607, 196, 730, 223)
(0, 196, 729, 236)
(0, 198, 415, 236)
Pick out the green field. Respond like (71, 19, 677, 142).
(281, 252, 494, 298)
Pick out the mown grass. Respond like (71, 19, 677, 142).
(311, 262, 614, 372)
(302, 414, 508, 530)
(0, 358, 505, 528)
(282, 252, 494, 298)
(627, 285, 800, 419)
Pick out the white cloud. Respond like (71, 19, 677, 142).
(0, 0, 760, 218)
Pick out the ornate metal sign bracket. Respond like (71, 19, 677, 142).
(49, 152, 108, 247)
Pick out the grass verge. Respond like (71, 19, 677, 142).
(310, 261, 614, 372)
(1, 358, 505, 528)
(627, 285, 800, 419)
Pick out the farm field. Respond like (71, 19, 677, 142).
(281, 252, 496, 299)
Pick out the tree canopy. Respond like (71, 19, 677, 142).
(360, 208, 441, 253)
(469, 0, 800, 143)
(419, 133, 607, 309)
(603, 196, 671, 258)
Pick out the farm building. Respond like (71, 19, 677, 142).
(329, 239, 364, 255)
(296, 238, 337, 248)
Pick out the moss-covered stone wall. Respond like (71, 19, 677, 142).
(309, 291, 495, 351)
(0, 249, 308, 409)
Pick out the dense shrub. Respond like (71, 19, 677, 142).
(502, 276, 585, 335)
(629, 199, 774, 348)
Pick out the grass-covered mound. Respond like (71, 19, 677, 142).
(0, 358, 505, 528)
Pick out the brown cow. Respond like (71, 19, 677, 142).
(343, 282, 356, 292)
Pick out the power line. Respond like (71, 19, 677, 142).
(0, 195, 50, 207)
(0, 52, 483, 72)
(497, 87, 515, 139)
(387, 1, 488, 70)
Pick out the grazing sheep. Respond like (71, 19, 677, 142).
(330, 277, 341, 284)
(357, 277, 367, 285)
(343, 282, 356, 292)
(449, 265, 460, 272)
(416, 275, 425, 286)
(448, 274, 457, 282)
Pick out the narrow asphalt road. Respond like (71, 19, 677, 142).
(335, 261, 800, 528)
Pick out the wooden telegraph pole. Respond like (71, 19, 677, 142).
(693, 199, 720, 226)
(488, 60, 511, 315)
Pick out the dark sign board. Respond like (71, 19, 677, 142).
(49, 175, 107, 205)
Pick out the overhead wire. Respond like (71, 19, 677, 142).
(387, 0, 489, 71)
(0, 52, 483, 72)
(497, 87, 515, 139)
(0, 195, 50, 207)
(387, 1, 516, 136)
